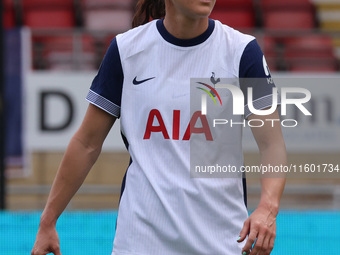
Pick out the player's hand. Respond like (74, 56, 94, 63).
(237, 204, 277, 255)
(31, 224, 61, 255)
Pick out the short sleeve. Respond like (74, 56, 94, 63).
(239, 39, 279, 119)
(86, 38, 124, 118)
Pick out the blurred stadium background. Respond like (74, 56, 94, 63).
(1, 0, 340, 254)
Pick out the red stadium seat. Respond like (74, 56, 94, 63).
(210, 9, 255, 29)
(3, 10, 15, 28)
(82, 0, 134, 9)
(265, 57, 278, 72)
(259, 37, 282, 71)
(263, 10, 315, 30)
(83, 9, 132, 31)
(22, 0, 76, 29)
(3, 0, 15, 28)
(3, 9, 15, 28)
(22, 0, 74, 8)
(4, 0, 14, 9)
(282, 35, 338, 72)
(24, 10, 75, 28)
(284, 35, 335, 59)
(261, 36, 278, 58)
(81, 0, 134, 31)
(34, 35, 95, 56)
(214, 0, 253, 8)
(284, 35, 333, 49)
(261, 0, 312, 9)
(4, 0, 14, 8)
(32, 35, 97, 70)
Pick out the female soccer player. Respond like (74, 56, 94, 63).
(32, 0, 286, 255)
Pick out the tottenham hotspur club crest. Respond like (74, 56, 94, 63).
(210, 72, 220, 85)
(210, 72, 220, 97)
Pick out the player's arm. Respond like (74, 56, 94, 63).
(31, 104, 116, 255)
(239, 109, 286, 255)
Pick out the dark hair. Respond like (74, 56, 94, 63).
(132, 0, 165, 28)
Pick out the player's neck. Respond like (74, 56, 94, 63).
(163, 15, 209, 40)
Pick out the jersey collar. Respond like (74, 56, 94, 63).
(156, 19, 215, 47)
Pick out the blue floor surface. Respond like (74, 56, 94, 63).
(1, 210, 339, 254)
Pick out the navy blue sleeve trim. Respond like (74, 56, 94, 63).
(86, 37, 124, 118)
(239, 39, 279, 119)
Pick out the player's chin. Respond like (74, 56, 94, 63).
(190, 0, 214, 16)
(192, 7, 214, 18)
(199, 0, 216, 9)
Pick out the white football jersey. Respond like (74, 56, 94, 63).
(86, 19, 276, 255)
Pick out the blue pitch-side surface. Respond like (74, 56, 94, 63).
(0, 211, 339, 254)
